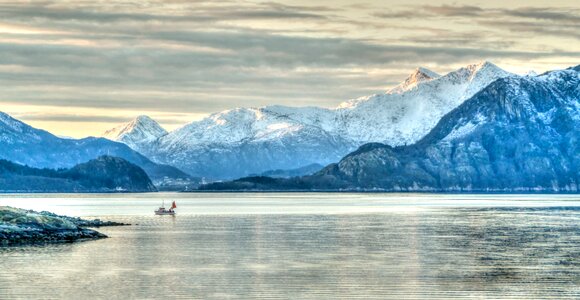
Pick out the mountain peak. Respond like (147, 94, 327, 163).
(134, 115, 155, 123)
(102, 115, 167, 149)
(388, 67, 440, 94)
(466, 61, 499, 72)
(459, 61, 510, 79)
(414, 67, 440, 79)
(443, 61, 511, 87)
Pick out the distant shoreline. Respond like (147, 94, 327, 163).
(186, 190, 580, 194)
(1, 190, 579, 195)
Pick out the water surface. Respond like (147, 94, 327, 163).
(0, 193, 578, 299)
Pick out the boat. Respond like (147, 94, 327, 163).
(155, 200, 176, 215)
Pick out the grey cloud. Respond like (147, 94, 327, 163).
(373, 4, 579, 22)
(0, 32, 576, 81)
(371, 5, 580, 40)
(423, 5, 484, 17)
(372, 10, 429, 19)
(0, 1, 329, 24)
(478, 20, 580, 39)
(500, 7, 580, 23)
(16, 114, 135, 123)
(14, 113, 189, 127)
(373, 5, 485, 19)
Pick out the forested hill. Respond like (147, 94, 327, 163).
(0, 156, 157, 192)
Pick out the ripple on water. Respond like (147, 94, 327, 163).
(0, 201, 579, 299)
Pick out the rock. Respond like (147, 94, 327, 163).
(0, 206, 128, 246)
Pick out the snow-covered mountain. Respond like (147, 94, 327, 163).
(313, 64, 580, 191)
(335, 61, 512, 145)
(0, 112, 192, 186)
(104, 61, 514, 179)
(201, 64, 580, 191)
(102, 115, 167, 152)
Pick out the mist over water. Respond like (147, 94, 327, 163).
(0, 193, 579, 299)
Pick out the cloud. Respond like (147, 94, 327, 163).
(0, 0, 578, 137)
(16, 113, 134, 123)
(373, 5, 485, 19)
(423, 5, 485, 17)
(500, 7, 580, 23)
(0, 1, 330, 24)
(373, 4, 580, 22)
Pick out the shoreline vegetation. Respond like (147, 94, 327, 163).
(0, 206, 128, 246)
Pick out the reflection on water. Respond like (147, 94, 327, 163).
(0, 194, 579, 299)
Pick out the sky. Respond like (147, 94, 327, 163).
(0, 0, 579, 137)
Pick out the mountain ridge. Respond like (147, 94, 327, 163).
(103, 61, 514, 179)
(0, 112, 193, 187)
(199, 64, 580, 192)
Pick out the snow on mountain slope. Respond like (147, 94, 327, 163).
(102, 115, 167, 151)
(334, 61, 513, 145)
(0, 111, 49, 144)
(313, 65, 580, 191)
(157, 106, 336, 150)
(104, 61, 514, 179)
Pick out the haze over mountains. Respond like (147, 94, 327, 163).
(103, 61, 513, 179)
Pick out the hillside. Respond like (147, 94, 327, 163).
(0, 156, 157, 192)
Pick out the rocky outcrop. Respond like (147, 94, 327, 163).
(0, 207, 128, 246)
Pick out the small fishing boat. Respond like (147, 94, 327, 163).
(155, 200, 176, 215)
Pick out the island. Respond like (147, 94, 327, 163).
(0, 206, 128, 246)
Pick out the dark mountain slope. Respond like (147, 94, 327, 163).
(0, 156, 156, 192)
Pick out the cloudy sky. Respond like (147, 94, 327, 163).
(0, 0, 578, 137)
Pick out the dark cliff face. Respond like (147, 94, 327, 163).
(0, 156, 157, 192)
(319, 69, 580, 192)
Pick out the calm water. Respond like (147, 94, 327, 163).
(0, 193, 579, 299)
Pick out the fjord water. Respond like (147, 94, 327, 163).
(0, 193, 579, 299)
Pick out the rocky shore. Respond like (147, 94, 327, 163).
(0, 206, 128, 246)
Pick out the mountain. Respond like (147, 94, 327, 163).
(104, 62, 513, 179)
(0, 112, 192, 187)
(334, 61, 512, 145)
(200, 65, 580, 192)
(102, 115, 167, 153)
(147, 111, 354, 179)
(0, 156, 157, 192)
